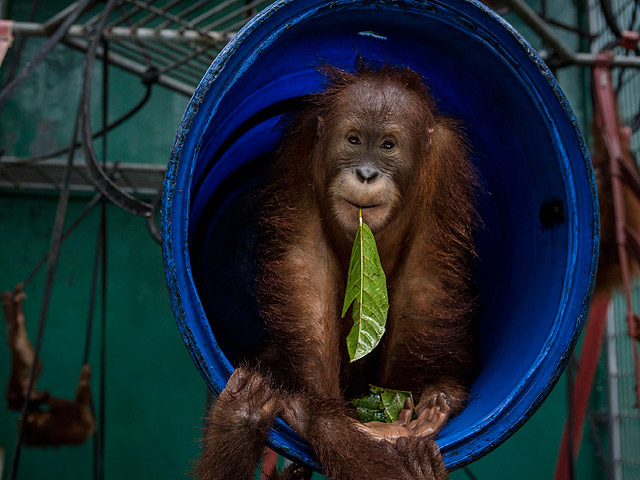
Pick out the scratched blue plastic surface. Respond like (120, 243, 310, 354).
(162, 0, 599, 471)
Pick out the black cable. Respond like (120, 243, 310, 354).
(81, 216, 102, 480)
(22, 192, 103, 287)
(102, 40, 109, 171)
(77, 197, 104, 480)
(0, 0, 94, 113)
(80, 0, 153, 218)
(8, 88, 83, 480)
(97, 38, 109, 480)
(81, 200, 103, 480)
(98, 198, 107, 480)
(83, 218, 102, 366)
(5, 80, 155, 167)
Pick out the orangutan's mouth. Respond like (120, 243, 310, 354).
(345, 199, 383, 209)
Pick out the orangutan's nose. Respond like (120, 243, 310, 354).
(355, 165, 380, 184)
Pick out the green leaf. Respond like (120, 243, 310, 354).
(353, 385, 413, 423)
(352, 388, 387, 423)
(341, 209, 389, 362)
(380, 389, 413, 423)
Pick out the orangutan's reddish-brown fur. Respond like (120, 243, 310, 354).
(197, 63, 479, 480)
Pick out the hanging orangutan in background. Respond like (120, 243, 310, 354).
(2, 284, 95, 447)
(197, 62, 480, 480)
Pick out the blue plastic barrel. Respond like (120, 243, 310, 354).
(162, 0, 599, 470)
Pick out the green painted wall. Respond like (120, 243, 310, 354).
(0, 1, 607, 479)
(0, 195, 206, 479)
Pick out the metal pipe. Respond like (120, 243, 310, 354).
(573, 52, 640, 68)
(538, 49, 640, 69)
(11, 21, 233, 46)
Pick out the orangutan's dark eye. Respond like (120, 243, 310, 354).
(348, 135, 361, 145)
(381, 140, 395, 150)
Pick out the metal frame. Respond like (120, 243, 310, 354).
(0, 157, 165, 196)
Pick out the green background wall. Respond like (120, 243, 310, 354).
(0, 197, 206, 479)
(0, 1, 606, 479)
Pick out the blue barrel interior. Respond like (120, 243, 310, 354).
(162, 0, 598, 471)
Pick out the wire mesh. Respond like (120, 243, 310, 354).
(610, 292, 640, 479)
(8, 0, 274, 95)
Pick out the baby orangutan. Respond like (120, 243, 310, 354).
(198, 63, 479, 480)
